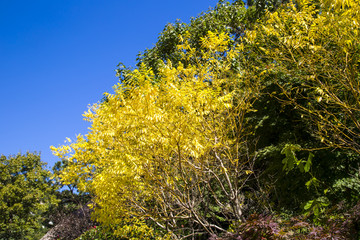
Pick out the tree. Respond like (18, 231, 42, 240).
(52, 31, 261, 239)
(0, 153, 58, 240)
(51, 0, 360, 238)
(133, 0, 288, 79)
(126, 0, 321, 212)
(240, 0, 360, 217)
(132, 0, 248, 78)
(245, 0, 360, 153)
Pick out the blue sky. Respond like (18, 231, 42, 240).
(0, 0, 219, 169)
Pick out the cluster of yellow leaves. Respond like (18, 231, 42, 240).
(246, 0, 360, 152)
(251, 0, 360, 53)
(52, 31, 258, 237)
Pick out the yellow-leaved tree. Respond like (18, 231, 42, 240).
(51, 31, 260, 239)
(245, 0, 360, 153)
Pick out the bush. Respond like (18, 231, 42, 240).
(76, 226, 120, 240)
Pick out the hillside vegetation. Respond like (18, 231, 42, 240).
(2, 0, 360, 239)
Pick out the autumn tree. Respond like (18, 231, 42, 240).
(52, 31, 261, 239)
(52, 0, 360, 237)
(133, 0, 289, 79)
(133, 0, 253, 78)
(236, 0, 360, 218)
(245, 0, 360, 153)
(130, 0, 326, 212)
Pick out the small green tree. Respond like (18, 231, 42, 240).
(0, 153, 58, 240)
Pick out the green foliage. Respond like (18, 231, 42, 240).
(242, 0, 360, 214)
(134, 0, 287, 79)
(0, 153, 58, 240)
(131, 0, 323, 215)
(303, 196, 330, 220)
(247, 0, 360, 154)
(281, 144, 313, 174)
(332, 174, 360, 203)
(52, 0, 360, 238)
(134, 0, 248, 77)
(76, 226, 119, 240)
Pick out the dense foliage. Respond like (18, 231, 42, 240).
(0, 153, 57, 240)
(50, 0, 360, 239)
(247, 0, 360, 153)
(244, 0, 360, 216)
(53, 31, 261, 239)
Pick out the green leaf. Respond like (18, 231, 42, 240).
(304, 200, 314, 210)
(298, 162, 305, 173)
(305, 177, 319, 190)
(281, 144, 301, 173)
(304, 153, 314, 173)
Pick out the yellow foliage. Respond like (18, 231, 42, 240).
(246, 0, 360, 153)
(52, 31, 258, 238)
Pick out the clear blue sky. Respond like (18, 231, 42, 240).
(0, 0, 219, 169)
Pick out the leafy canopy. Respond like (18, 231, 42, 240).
(0, 153, 58, 240)
(52, 31, 260, 238)
(52, 0, 360, 237)
(246, 0, 360, 153)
